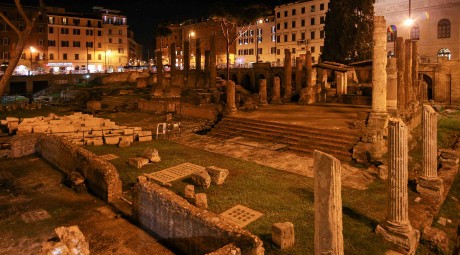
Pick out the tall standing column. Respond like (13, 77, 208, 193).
(396, 37, 405, 111)
(170, 43, 176, 72)
(183, 41, 190, 89)
(417, 105, 444, 197)
(226, 80, 237, 114)
(284, 49, 292, 101)
(295, 57, 303, 93)
(209, 35, 217, 88)
(411, 40, 419, 103)
(371, 16, 387, 113)
(405, 39, 413, 108)
(387, 58, 398, 111)
(376, 118, 419, 254)
(271, 76, 281, 104)
(204, 50, 210, 89)
(195, 38, 201, 88)
(156, 50, 163, 90)
(259, 79, 268, 105)
(314, 150, 343, 255)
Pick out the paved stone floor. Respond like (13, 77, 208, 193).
(0, 155, 175, 255)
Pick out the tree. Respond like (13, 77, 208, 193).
(322, 0, 374, 64)
(0, 0, 45, 98)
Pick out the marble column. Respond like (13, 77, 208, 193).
(396, 37, 405, 111)
(300, 51, 316, 104)
(371, 16, 387, 113)
(411, 40, 419, 103)
(376, 118, 419, 254)
(183, 41, 190, 89)
(295, 57, 303, 93)
(405, 39, 413, 108)
(195, 38, 201, 88)
(210, 35, 217, 88)
(272, 76, 281, 104)
(386, 58, 398, 111)
(284, 49, 292, 101)
(156, 50, 163, 90)
(314, 150, 343, 255)
(417, 105, 444, 197)
(226, 80, 237, 114)
(204, 50, 210, 89)
(259, 79, 268, 105)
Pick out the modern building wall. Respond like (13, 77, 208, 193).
(375, 0, 460, 61)
(275, 0, 329, 65)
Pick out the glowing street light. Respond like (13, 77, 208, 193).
(188, 31, 195, 67)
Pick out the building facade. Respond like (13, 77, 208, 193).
(235, 16, 277, 66)
(274, 0, 329, 65)
(0, 3, 48, 75)
(375, 0, 460, 61)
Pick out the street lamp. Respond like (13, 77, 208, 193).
(404, 0, 414, 37)
(29, 46, 36, 75)
(255, 19, 263, 63)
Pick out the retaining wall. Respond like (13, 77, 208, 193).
(36, 136, 122, 202)
(132, 181, 264, 255)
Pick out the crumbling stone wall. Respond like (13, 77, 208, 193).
(9, 133, 45, 158)
(100, 71, 150, 84)
(36, 136, 122, 202)
(178, 103, 220, 120)
(132, 181, 264, 255)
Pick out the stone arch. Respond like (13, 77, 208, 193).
(231, 74, 238, 84)
(241, 74, 251, 91)
(422, 74, 433, 100)
(219, 74, 226, 80)
(437, 48, 451, 60)
(387, 25, 397, 42)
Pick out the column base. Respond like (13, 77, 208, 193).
(270, 99, 282, 104)
(367, 112, 389, 130)
(416, 176, 444, 198)
(225, 106, 237, 116)
(259, 101, 268, 106)
(376, 221, 419, 254)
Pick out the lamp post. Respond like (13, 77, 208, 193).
(29, 46, 36, 75)
(255, 19, 263, 63)
(188, 31, 195, 68)
(404, 0, 414, 38)
(86, 46, 89, 74)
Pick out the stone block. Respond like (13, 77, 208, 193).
(54, 225, 89, 255)
(191, 170, 211, 188)
(378, 165, 388, 180)
(421, 227, 449, 254)
(122, 135, 134, 143)
(137, 175, 148, 183)
(439, 157, 459, 170)
(104, 135, 121, 145)
(439, 149, 459, 160)
(138, 135, 152, 142)
(33, 125, 48, 133)
(137, 130, 152, 136)
(184, 185, 195, 199)
(119, 139, 131, 148)
(92, 130, 103, 136)
(124, 128, 134, 135)
(206, 166, 229, 185)
(129, 157, 149, 169)
(194, 193, 208, 209)
(142, 147, 161, 163)
(271, 222, 295, 249)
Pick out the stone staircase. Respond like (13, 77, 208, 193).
(207, 117, 362, 161)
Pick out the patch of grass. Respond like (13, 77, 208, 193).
(438, 111, 460, 148)
(0, 106, 75, 120)
(86, 140, 392, 255)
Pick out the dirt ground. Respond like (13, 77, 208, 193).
(0, 155, 174, 255)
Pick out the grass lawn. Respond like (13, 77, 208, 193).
(86, 140, 392, 255)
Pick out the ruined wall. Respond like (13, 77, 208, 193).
(178, 103, 220, 120)
(420, 58, 460, 105)
(137, 99, 180, 114)
(100, 71, 150, 84)
(132, 181, 264, 255)
(9, 133, 45, 158)
(36, 136, 122, 202)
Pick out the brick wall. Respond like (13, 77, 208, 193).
(36, 136, 122, 202)
(132, 181, 264, 255)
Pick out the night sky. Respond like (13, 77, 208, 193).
(3, 0, 292, 55)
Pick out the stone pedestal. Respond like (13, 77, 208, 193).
(314, 150, 343, 255)
(226, 80, 237, 114)
(259, 79, 268, 105)
(417, 105, 444, 197)
(387, 58, 398, 111)
(283, 49, 292, 101)
(271, 76, 282, 104)
(376, 118, 419, 254)
(271, 222, 295, 249)
(372, 16, 387, 114)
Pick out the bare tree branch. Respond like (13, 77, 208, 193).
(0, 12, 20, 35)
(15, 0, 31, 25)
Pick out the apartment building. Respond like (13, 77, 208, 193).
(0, 3, 48, 75)
(155, 24, 183, 67)
(128, 29, 143, 65)
(275, 0, 329, 64)
(235, 15, 277, 66)
(375, 0, 460, 61)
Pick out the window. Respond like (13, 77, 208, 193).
(301, 32, 305, 40)
(311, 18, 315, 25)
(87, 20, 92, 27)
(98, 42, 102, 48)
(39, 39, 43, 46)
(320, 46, 324, 52)
(118, 30, 122, 35)
(292, 9, 296, 15)
(437, 48, 451, 59)
(86, 29, 93, 36)
(73, 19, 80, 25)
(38, 26, 44, 33)
(86, 42, 93, 48)
(75, 54, 79, 60)
(271, 26, 276, 33)
(312, 57, 315, 63)
(61, 28, 69, 34)
(98, 54, 102, 60)
(73, 41, 80, 47)
(109, 38, 112, 43)
(320, 16, 325, 24)
(73, 29, 80, 35)
(109, 29, 112, 35)
(292, 21, 296, 28)
(410, 24, 420, 40)
(63, 53, 67, 60)
(2, 52, 9, 60)
(311, 5, 315, 12)
(387, 25, 397, 42)
(277, 23, 280, 30)
(292, 33, 296, 41)
(119, 38, 122, 44)
(311, 46, 315, 53)
(61, 41, 69, 47)
(97, 30, 102, 36)
(48, 17, 54, 24)
(320, 30, 325, 39)
(62, 18, 67, 25)
(284, 22, 288, 29)
(311, 31, 315, 39)
(277, 49, 280, 55)
(320, 3, 325, 10)
(249, 49, 254, 55)
(48, 40, 56, 47)
(271, 47, 276, 54)
(87, 54, 92, 60)
(284, 11, 288, 17)
(438, 19, 450, 39)
(19, 25, 23, 31)
(3, 38, 9, 45)
(284, 34, 288, 42)
(301, 7, 305, 14)
(118, 48, 124, 53)
(49, 53, 54, 60)
(292, 48, 296, 54)
(276, 12, 280, 18)
(49, 27, 53, 34)
(277, 35, 280, 43)
(301, 19, 305, 27)
(271, 34, 276, 42)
